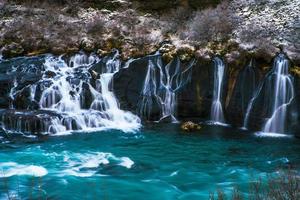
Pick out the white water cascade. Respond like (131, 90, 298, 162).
(263, 54, 295, 133)
(139, 56, 194, 122)
(35, 52, 141, 134)
(210, 57, 225, 123)
(243, 54, 294, 134)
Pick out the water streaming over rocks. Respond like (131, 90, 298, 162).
(138, 55, 194, 122)
(0, 51, 141, 135)
(262, 55, 295, 133)
(210, 57, 226, 124)
(0, 51, 299, 136)
(243, 53, 295, 134)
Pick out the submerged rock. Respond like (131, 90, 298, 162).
(181, 121, 201, 132)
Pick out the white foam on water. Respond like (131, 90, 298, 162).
(255, 131, 293, 138)
(267, 157, 289, 164)
(0, 162, 47, 177)
(203, 121, 230, 127)
(119, 157, 134, 169)
(61, 152, 134, 177)
(170, 171, 179, 177)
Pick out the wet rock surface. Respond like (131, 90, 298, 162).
(0, 51, 299, 136)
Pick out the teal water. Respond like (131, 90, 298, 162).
(0, 124, 299, 199)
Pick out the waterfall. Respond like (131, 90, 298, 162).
(242, 53, 295, 134)
(242, 59, 260, 128)
(210, 57, 225, 123)
(138, 55, 194, 122)
(3, 52, 141, 134)
(263, 54, 295, 133)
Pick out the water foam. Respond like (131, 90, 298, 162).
(0, 162, 47, 177)
(62, 152, 134, 177)
(254, 132, 293, 138)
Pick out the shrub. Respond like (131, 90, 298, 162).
(86, 14, 106, 35)
(161, 6, 192, 35)
(210, 169, 300, 200)
(186, 1, 235, 43)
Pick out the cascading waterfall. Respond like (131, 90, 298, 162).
(243, 53, 294, 134)
(139, 55, 194, 122)
(263, 54, 295, 133)
(90, 52, 141, 131)
(210, 57, 225, 123)
(4, 52, 141, 134)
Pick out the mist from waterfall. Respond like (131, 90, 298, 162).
(210, 57, 225, 124)
(138, 55, 194, 122)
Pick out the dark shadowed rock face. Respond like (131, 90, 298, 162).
(113, 55, 160, 120)
(292, 76, 300, 138)
(226, 60, 262, 127)
(0, 52, 299, 136)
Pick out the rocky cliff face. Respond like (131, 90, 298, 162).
(113, 52, 299, 134)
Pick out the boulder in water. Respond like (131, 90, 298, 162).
(181, 121, 201, 132)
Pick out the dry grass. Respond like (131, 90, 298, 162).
(210, 170, 300, 200)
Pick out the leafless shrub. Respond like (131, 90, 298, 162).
(186, 2, 235, 43)
(118, 9, 139, 34)
(86, 14, 106, 35)
(211, 170, 300, 200)
(217, 189, 226, 200)
(161, 6, 192, 35)
(232, 188, 243, 200)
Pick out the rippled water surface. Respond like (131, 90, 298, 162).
(0, 124, 300, 199)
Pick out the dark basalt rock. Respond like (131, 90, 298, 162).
(113, 54, 229, 121)
(0, 74, 14, 108)
(113, 55, 153, 115)
(178, 57, 229, 121)
(80, 82, 94, 109)
(226, 60, 261, 127)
